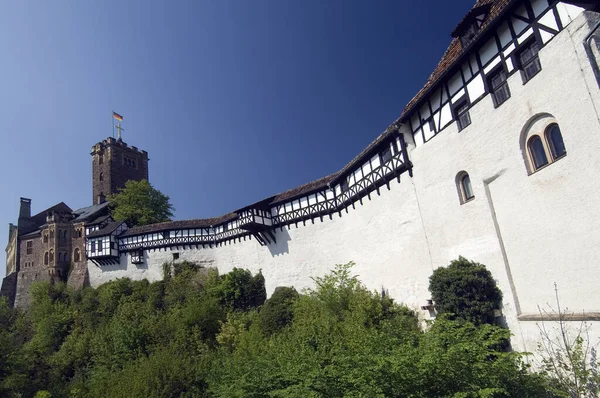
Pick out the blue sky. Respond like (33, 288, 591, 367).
(0, 0, 476, 279)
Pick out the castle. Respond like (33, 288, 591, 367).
(4, 0, 600, 354)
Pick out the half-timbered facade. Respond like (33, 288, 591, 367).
(6, 0, 600, 356)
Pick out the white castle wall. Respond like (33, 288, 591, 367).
(88, 174, 434, 310)
(88, 10, 600, 355)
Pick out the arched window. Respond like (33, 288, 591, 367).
(49, 250, 54, 264)
(64, 253, 69, 263)
(74, 248, 80, 262)
(99, 172, 104, 182)
(546, 124, 566, 159)
(528, 135, 548, 170)
(58, 252, 63, 263)
(520, 114, 567, 174)
(44, 252, 49, 265)
(456, 171, 475, 204)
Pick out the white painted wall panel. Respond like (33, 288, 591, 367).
(414, 129, 424, 147)
(439, 104, 453, 128)
(539, 10, 559, 31)
(506, 57, 514, 72)
(448, 72, 463, 95)
(498, 21, 513, 48)
(483, 56, 502, 74)
(503, 43, 516, 57)
(556, 3, 584, 25)
(479, 37, 498, 66)
(540, 29, 554, 44)
(517, 27, 534, 44)
(451, 88, 466, 104)
(466, 74, 485, 102)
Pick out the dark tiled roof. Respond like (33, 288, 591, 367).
(73, 202, 110, 222)
(398, 0, 514, 122)
(87, 215, 112, 226)
(120, 213, 238, 237)
(87, 221, 123, 238)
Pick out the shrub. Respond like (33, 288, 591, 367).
(215, 268, 266, 311)
(429, 256, 502, 325)
(258, 286, 299, 336)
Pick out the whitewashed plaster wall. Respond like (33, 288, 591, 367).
(408, 11, 600, 352)
(88, 11, 600, 355)
(88, 173, 435, 311)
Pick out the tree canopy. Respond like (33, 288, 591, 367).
(108, 179, 174, 226)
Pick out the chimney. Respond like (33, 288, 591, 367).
(19, 198, 31, 220)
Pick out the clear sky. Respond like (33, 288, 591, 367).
(0, 0, 476, 280)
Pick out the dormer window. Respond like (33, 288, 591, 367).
(451, 4, 491, 48)
(460, 23, 478, 47)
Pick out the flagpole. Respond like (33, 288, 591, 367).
(112, 111, 115, 138)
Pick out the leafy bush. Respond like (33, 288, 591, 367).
(429, 256, 503, 325)
(258, 286, 299, 336)
(214, 268, 266, 311)
(0, 260, 562, 397)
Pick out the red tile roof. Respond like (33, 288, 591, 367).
(398, 0, 514, 122)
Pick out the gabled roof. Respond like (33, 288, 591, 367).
(87, 221, 123, 238)
(451, 2, 493, 38)
(87, 215, 112, 226)
(21, 202, 73, 235)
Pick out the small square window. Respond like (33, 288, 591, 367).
(380, 146, 392, 164)
(519, 40, 541, 83)
(173, 253, 180, 260)
(456, 103, 471, 131)
(490, 68, 511, 107)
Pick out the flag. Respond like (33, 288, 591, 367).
(113, 112, 123, 121)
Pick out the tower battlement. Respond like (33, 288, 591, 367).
(91, 137, 149, 158)
(91, 137, 149, 204)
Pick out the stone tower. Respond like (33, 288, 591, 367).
(91, 137, 149, 204)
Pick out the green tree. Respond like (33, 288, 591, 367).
(258, 286, 299, 336)
(108, 179, 174, 226)
(429, 256, 503, 325)
(213, 268, 266, 311)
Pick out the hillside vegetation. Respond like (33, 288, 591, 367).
(0, 260, 564, 397)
